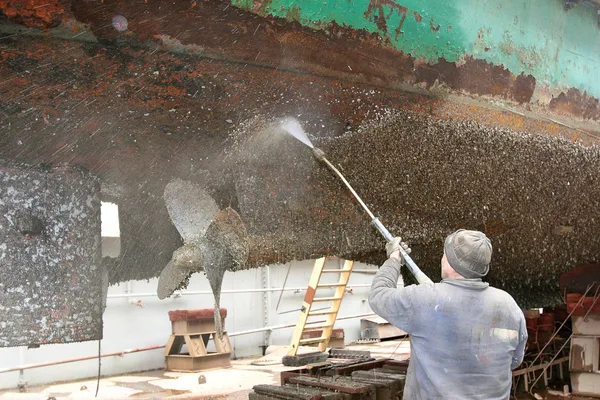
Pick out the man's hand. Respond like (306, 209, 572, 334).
(386, 237, 411, 262)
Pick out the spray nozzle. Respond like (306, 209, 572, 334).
(312, 147, 326, 162)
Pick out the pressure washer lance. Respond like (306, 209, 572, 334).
(312, 147, 433, 285)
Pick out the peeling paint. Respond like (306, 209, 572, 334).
(232, 0, 600, 100)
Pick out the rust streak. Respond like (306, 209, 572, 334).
(364, 0, 408, 39)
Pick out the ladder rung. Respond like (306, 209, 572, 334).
(316, 283, 346, 288)
(299, 338, 327, 345)
(312, 297, 343, 302)
(308, 310, 337, 316)
(303, 323, 333, 330)
(322, 269, 352, 273)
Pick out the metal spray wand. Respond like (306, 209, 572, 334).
(312, 147, 433, 285)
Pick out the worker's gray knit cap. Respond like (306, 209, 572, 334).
(444, 229, 492, 278)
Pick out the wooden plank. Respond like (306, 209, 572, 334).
(249, 393, 286, 400)
(163, 335, 176, 357)
(172, 319, 217, 335)
(316, 283, 347, 288)
(281, 384, 345, 400)
(325, 359, 387, 376)
(184, 334, 207, 357)
(351, 370, 405, 400)
(382, 360, 410, 374)
(282, 352, 330, 367)
(165, 352, 231, 372)
(303, 323, 333, 330)
(213, 332, 232, 353)
(307, 310, 336, 316)
(355, 369, 406, 381)
(288, 375, 373, 394)
(299, 337, 327, 345)
(253, 384, 337, 400)
(287, 257, 327, 356)
(313, 297, 343, 302)
(166, 335, 186, 355)
(280, 370, 310, 384)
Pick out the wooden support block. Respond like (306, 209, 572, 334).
(253, 384, 343, 400)
(169, 309, 228, 334)
(329, 349, 370, 360)
(164, 330, 232, 372)
(347, 379, 395, 400)
(287, 375, 374, 395)
(351, 371, 404, 400)
(324, 360, 387, 376)
(368, 368, 407, 381)
(165, 353, 231, 372)
(282, 384, 346, 400)
(282, 351, 330, 367)
(382, 360, 410, 374)
(172, 319, 220, 334)
(248, 394, 276, 400)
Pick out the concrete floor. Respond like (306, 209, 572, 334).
(0, 340, 411, 399)
(1, 339, 594, 400)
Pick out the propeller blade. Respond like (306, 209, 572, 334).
(204, 207, 249, 269)
(157, 244, 204, 299)
(202, 207, 249, 338)
(164, 179, 219, 242)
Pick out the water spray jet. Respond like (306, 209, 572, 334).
(281, 118, 433, 285)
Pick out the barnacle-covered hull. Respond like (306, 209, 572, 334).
(1, 0, 599, 327)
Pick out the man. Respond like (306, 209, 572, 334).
(368, 229, 527, 400)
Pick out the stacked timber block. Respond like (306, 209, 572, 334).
(164, 308, 231, 372)
(250, 359, 408, 399)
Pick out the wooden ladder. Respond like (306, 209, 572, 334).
(287, 257, 355, 355)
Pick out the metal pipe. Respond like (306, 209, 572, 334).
(262, 265, 272, 349)
(275, 262, 294, 314)
(228, 312, 377, 337)
(0, 345, 165, 374)
(0, 313, 376, 374)
(107, 284, 372, 299)
(313, 147, 433, 285)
